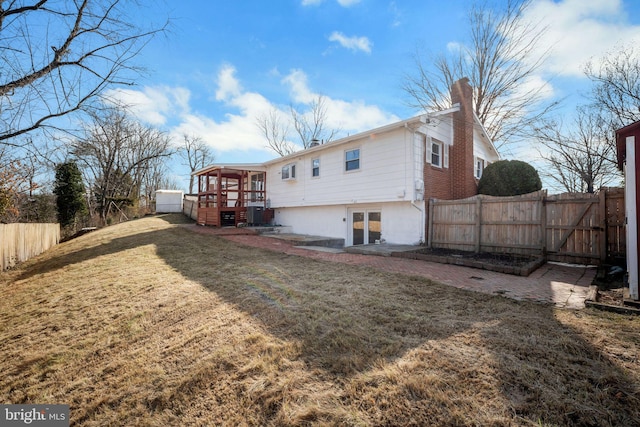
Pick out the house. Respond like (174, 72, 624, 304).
(193, 78, 500, 246)
(615, 121, 640, 301)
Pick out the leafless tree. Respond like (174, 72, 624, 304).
(534, 107, 620, 193)
(290, 95, 340, 148)
(180, 134, 215, 194)
(0, 0, 166, 144)
(71, 108, 173, 223)
(586, 44, 640, 129)
(256, 107, 295, 157)
(404, 0, 556, 149)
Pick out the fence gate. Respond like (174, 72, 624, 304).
(544, 188, 626, 264)
(545, 193, 602, 264)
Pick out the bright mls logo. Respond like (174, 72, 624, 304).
(1, 405, 69, 426)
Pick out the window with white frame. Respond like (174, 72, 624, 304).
(311, 158, 320, 177)
(431, 140, 442, 167)
(345, 148, 360, 171)
(281, 163, 296, 180)
(426, 137, 448, 168)
(475, 157, 485, 179)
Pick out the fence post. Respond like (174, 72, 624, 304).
(427, 198, 434, 248)
(599, 188, 607, 262)
(475, 196, 482, 253)
(540, 190, 547, 258)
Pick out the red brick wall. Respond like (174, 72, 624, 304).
(449, 77, 477, 199)
(423, 77, 478, 242)
(423, 77, 477, 202)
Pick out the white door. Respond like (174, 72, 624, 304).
(350, 210, 381, 245)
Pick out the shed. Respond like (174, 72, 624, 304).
(155, 190, 184, 213)
(616, 121, 640, 300)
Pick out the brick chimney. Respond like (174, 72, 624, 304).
(449, 77, 477, 199)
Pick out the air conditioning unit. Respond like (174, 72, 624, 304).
(247, 206, 264, 225)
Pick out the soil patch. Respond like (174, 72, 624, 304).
(395, 247, 545, 276)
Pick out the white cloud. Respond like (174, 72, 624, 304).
(104, 86, 191, 126)
(215, 64, 243, 101)
(522, 0, 640, 77)
(107, 65, 398, 159)
(328, 31, 372, 54)
(281, 69, 399, 132)
(282, 69, 316, 104)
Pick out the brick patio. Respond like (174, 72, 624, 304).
(186, 225, 595, 309)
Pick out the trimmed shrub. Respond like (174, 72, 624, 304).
(478, 160, 542, 196)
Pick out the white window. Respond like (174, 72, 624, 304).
(426, 137, 448, 168)
(475, 157, 485, 179)
(281, 163, 296, 180)
(345, 148, 360, 171)
(431, 140, 442, 167)
(312, 158, 320, 177)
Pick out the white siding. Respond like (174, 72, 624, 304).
(274, 201, 424, 246)
(155, 190, 183, 213)
(473, 127, 499, 163)
(625, 136, 639, 300)
(267, 126, 416, 208)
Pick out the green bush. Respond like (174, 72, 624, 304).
(478, 160, 542, 196)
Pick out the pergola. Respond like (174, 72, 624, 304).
(195, 165, 267, 227)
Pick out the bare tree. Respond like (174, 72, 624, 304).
(0, 0, 166, 144)
(256, 107, 295, 157)
(180, 134, 215, 194)
(290, 95, 340, 148)
(534, 107, 619, 193)
(404, 0, 556, 149)
(586, 44, 640, 129)
(71, 108, 172, 223)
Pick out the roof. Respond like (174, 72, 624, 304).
(262, 114, 429, 166)
(192, 163, 267, 177)
(615, 120, 640, 169)
(193, 106, 500, 173)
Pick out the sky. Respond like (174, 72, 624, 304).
(107, 0, 640, 191)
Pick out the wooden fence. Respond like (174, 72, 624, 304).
(0, 223, 60, 271)
(183, 197, 198, 221)
(428, 188, 625, 264)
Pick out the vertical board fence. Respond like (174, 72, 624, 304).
(428, 188, 625, 264)
(182, 197, 198, 221)
(0, 223, 60, 271)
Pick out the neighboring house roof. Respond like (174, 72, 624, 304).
(615, 120, 640, 170)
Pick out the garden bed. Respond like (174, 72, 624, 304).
(393, 247, 545, 276)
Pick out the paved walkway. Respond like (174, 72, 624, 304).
(186, 225, 596, 309)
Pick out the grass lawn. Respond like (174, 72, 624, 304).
(1, 214, 639, 426)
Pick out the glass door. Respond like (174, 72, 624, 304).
(351, 210, 381, 245)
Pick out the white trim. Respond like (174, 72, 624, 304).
(626, 136, 638, 300)
(430, 139, 443, 168)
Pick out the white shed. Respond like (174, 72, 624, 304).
(155, 190, 184, 213)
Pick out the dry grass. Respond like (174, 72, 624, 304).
(1, 214, 639, 426)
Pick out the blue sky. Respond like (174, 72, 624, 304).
(108, 0, 640, 191)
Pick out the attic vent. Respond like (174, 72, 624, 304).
(310, 139, 320, 147)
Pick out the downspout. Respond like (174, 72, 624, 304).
(406, 122, 426, 244)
